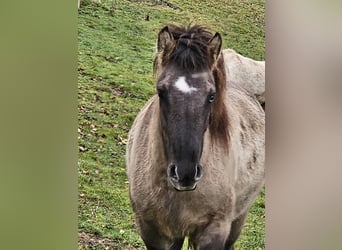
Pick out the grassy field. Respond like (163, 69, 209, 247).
(78, 0, 265, 249)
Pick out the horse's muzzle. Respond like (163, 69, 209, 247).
(167, 164, 202, 192)
(171, 181, 198, 191)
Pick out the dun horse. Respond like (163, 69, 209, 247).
(126, 25, 265, 250)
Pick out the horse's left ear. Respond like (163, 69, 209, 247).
(209, 32, 222, 60)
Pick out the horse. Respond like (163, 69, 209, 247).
(126, 24, 265, 250)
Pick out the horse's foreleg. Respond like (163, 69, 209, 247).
(137, 218, 184, 250)
(191, 221, 231, 250)
(169, 238, 186, 250)
(143, 236, 184, 250)
(224, 212, 248, 250)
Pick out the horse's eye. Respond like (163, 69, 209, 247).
(208, 94, 215, 103)
(157, 88, 167, 99)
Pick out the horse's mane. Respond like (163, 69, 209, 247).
(210, 55, 230, 149)
(154, 24, 230, 149)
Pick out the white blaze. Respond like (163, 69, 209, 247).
(174, 76, 197, 94)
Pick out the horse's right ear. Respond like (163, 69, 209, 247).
(157, 26, 174, 53)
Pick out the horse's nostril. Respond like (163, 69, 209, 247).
(168, 164, 179, 182)
(195, 165, 202, 181)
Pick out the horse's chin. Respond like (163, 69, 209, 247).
(171, 182, 197, 192)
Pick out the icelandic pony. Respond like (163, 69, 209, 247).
(126, 25, 265, 250)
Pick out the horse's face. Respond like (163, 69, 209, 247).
(157, 67, 216, 191)
(155, 25, 223, 191)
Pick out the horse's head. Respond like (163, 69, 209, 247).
(154, 25, 228, 191)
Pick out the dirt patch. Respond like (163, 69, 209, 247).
(78, 231, 137, 250)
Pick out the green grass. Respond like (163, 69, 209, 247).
(78, 0, 265, 249)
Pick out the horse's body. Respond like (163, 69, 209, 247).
(222, 49, 265, 107)
(126, 25, 264, 250)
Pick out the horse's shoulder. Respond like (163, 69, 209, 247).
(228, 84, 262, 110)
(227, 84, 265, 138)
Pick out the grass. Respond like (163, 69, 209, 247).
(78, 0, 265, 249)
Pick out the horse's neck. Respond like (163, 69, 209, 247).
(149, 102, 168, 168)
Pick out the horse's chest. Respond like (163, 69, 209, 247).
(161, 200, 208, 236)
(157, 191, 232, 237)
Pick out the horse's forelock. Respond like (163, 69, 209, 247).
(154, 25, 217, 74)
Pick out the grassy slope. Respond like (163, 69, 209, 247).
(78, 0, 264, 249)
